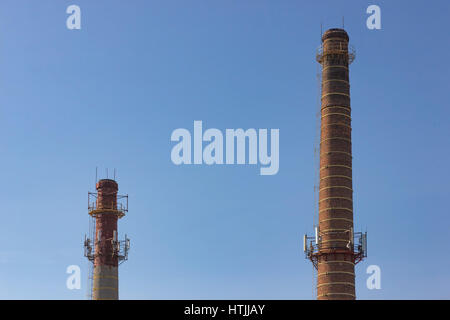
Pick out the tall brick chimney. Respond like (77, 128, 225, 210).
(93, 179, 120, 300)
(84, 178, 130, 300)
(304, 28, 367, 300)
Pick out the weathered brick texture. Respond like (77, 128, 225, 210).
(317, 28, 355, 300)
(93, 179, 119, 300)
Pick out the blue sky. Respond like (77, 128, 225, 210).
(0, 0, 449, 299)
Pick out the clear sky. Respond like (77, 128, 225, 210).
(0, 0, 449, 299)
